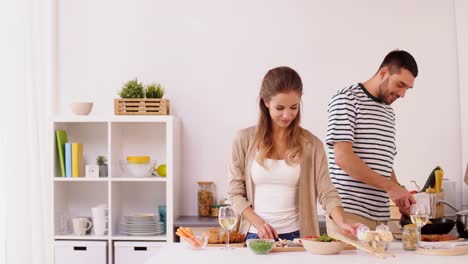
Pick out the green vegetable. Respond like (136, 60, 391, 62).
(316, 234, 336, 242)
(248, 240, 274, 254)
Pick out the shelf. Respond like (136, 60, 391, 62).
(111, 235, 167, 241)
(55, 235, 110, 240)
(54, 177, 109, 182)
(54, 234, 167, 241)
(53, 115, 173, 123)
(111, 177, 166, 182)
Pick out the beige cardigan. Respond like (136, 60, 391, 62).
(227, 126, 342, 236)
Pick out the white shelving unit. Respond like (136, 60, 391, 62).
(52, 116, 180, 264)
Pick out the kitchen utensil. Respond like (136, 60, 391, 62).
(435, 200, 468, 238)
(400, 217, 455, 235)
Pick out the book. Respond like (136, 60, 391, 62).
(72, 143, 83, 177)
(55, 130, 68, 177)
(65, 143, 72, 178)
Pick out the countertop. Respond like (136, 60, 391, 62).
(146, 242, 468, 264)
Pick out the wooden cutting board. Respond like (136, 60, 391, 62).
(417, 245, 468, 256)
(271, 244, 355, 252)
(271, 246, 305, 252)
(206, 242, 245, 248)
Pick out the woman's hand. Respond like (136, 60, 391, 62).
(336, 221, 360, 237)
(256, 222, 278, 239)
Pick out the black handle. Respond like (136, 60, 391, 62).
(73, 247, 87, 251)
(134, 247, 147, 251)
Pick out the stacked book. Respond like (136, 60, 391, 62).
(56, 130, 83, 177)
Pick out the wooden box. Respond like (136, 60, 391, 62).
(114, 98, 169, 115)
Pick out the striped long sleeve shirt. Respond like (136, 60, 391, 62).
(326, 83, 397, 221)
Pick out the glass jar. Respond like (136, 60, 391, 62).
(211, 205, 220, 217)
(402, 226, 419, 251)
(197, 181, 215, 217)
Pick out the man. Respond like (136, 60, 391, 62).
(326, 50, 417, 230)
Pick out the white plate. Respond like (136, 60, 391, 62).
(120, 231, 163, 236)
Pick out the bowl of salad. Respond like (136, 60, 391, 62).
(300, 234, 345, 255)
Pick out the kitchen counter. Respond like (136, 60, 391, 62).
(146, 242, 467, 264)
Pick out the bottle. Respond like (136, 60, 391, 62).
(402, 226, 419, 251)
(197, 181, 215, 217)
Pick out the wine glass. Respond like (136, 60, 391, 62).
(410, 203, 429, 245)
(218, 205, 238, 250)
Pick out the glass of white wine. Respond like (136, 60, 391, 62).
(218, 205, 238, 250)
(410, 203, 429, 245)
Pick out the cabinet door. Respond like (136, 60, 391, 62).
(114, 241, 165, 264)
(55, 241, 107, 264)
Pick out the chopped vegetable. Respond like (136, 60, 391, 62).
(316, 234, 336, 242)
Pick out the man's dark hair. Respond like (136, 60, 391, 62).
(378, 50, 418, 78)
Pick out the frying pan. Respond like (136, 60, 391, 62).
(400, 216, 455, 235)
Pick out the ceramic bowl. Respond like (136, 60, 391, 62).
(71, 102, 94, 115)
(119, 160, 156, 177)
(301, 238, 345, 255)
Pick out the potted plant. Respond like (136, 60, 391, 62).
(115, 79, 169, 115)
(118, 79, 145, 98)
(96, 155, 108, 177)
(145, 83, 164, 99)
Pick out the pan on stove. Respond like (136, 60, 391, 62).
(400, 217, 456, 235)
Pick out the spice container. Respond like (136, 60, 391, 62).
(211, 205, 220, 217)
(402, 226, 419, 251)
(197, 181, 215, 216)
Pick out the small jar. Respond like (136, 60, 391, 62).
(402, 226, 419, 251)
(211, 205, 220, 217)
(197, 181, 215, 217)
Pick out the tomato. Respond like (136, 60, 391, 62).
(305, 235, 317, 239)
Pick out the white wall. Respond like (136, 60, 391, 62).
(57, 0, 465, 215)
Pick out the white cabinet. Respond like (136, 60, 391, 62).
(55, 241, 107, 264)
(52, 116, 181, 263)
(114, 241, 164, 264)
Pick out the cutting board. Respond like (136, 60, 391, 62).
(417, 245, 468, 256)
(271, 243, 355, 252)
(207, 242, 245, 248)
(271, 246, 305, 252)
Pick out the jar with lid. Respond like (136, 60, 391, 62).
(402, 226, 419, 251)
(197, 181, 215, 217)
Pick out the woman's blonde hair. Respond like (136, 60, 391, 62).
(253, 66, 304, 167)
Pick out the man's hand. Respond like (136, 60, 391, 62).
(387, 184, 415, 213)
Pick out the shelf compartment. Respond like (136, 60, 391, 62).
(54, 181, 108, 236)
(111, 182, 166, 237)
(54, 122, 108, 178)
(110, 122, 166, 178)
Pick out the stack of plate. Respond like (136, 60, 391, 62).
(120, 214, 165, 236)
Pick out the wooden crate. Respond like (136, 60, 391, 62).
(114, 98, 169, 115)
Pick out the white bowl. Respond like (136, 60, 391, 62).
(301, 238, 345, 255)
(71, 102, 94, 115)
(119, 160, 156, 177)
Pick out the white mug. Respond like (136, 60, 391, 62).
(72, 218, 92, 236)
(93, 216, 108, 235)
(91, 206, 108, 219)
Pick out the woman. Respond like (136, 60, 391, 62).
(228, 66, 358, 240)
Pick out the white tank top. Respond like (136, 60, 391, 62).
(248, 157, 300, 234)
